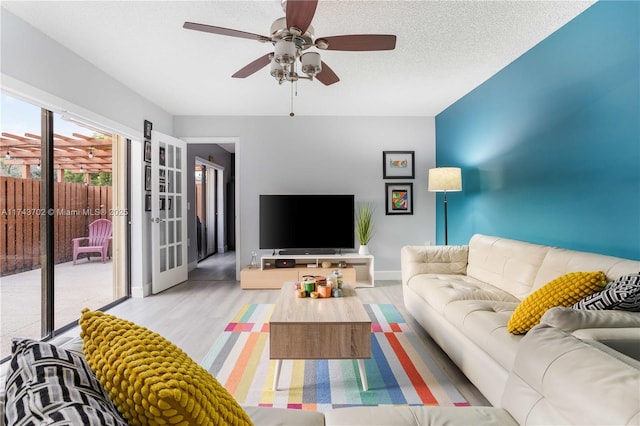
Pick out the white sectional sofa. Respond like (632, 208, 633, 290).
(3, 233, 639, 425)
(401, 234, 640, 407)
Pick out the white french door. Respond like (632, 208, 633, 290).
(150, 131, 188, 293)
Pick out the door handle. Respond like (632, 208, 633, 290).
(151, 217, 165, 223)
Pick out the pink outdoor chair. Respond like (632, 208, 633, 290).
(72, 218, 112, 265)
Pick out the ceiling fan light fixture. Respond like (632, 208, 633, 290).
(270, 58, 285, 82)
(301, 52, 321, 77)
(274, 40, 296, 65)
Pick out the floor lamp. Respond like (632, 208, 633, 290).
(428, 167, 462, 245)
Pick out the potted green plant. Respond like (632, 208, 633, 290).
(355, 202, 375, 255)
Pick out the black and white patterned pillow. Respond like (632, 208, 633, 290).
(573, 273, 640, 311)
(4, 338, 127, 426)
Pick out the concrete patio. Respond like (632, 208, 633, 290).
(0, 258, 114, 360)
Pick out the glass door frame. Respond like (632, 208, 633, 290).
(39, 108, 132, 342)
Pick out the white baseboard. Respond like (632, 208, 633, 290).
(132, 282, 152, 298)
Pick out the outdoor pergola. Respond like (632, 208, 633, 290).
(0, 132, 113, 179)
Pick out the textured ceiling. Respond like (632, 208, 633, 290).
(2, 1, 594, 117)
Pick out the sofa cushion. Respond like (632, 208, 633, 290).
(507, 271, 606, 334)
(533, 247, 640, 291)
(407, 273, 519, 315)
(4, 338, 127, 426)
(79, 309, 253, 426)
(573, 273, 640, 311)
(323, 405, 517, 426)
(243, 406, 325, 425)
(444, 300, 522, 370)
(466, 234, 550, 299)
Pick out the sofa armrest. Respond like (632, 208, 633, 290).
(502, 323, 640, 425)
(400, 245, 468, 286)
(541, 306, 640, 332)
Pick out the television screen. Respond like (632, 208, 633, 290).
(259, 194, 355, 253)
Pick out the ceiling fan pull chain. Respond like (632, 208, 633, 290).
(290, 81, 295, 117)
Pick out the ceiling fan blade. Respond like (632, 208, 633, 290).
(315, 34, 397, 51)
(183, 22, 271, 42)
(316, 61, 340, 86)
(286, 0, 318, 34)
(232, 53, 272, 78)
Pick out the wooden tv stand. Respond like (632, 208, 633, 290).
(240, 253, 374, 289)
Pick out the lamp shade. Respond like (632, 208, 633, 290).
(428, 167, 462, 192)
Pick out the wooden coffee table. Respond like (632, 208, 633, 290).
(269, 283, 371, 391)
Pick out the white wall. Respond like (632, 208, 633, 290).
(173, 116, 437, 279)
(1, 9, 172, 136)
(1, 9, 174, 297)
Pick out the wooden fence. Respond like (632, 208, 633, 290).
(0, 177, 112, 277)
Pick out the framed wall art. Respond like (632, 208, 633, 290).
(385, 182, 413, 215)
(144, 165, 151, 191)
(144, 140, 152, 163)
(144, 120, 152, 139)
(383, 151, 415, 179)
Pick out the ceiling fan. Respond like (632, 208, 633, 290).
(183, 0, 397, 88)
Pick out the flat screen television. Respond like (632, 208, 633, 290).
(259, 194, 355, 255)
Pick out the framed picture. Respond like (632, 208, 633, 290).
(159, 146, 166, 166)
(383, 151, 415, 179)
(159, 197, 166, 211)
(144, 120, 152, 139)
(144, 165, 151, 191)
(144, 140, 152, 163)
(144, 194, 152, 212)
(385, 182, 413, 215)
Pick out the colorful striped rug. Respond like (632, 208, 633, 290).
(201, 303, 469, 412)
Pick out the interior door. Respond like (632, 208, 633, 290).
(206, 167, 218, 257)
(151, 131, 188, 293)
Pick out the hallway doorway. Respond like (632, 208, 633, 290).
(195, 158, 224, 261)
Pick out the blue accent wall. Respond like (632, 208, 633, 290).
(435, 1, 639, 260)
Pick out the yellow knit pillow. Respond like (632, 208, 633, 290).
(507, 271, 606, 334)
(79, 309, 253, 426)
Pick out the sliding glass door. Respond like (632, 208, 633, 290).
(0, 92, 130, 361)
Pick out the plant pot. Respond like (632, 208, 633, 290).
(358, 244, 370, 256)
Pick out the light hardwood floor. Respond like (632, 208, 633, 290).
(60, 251, 490, 406)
